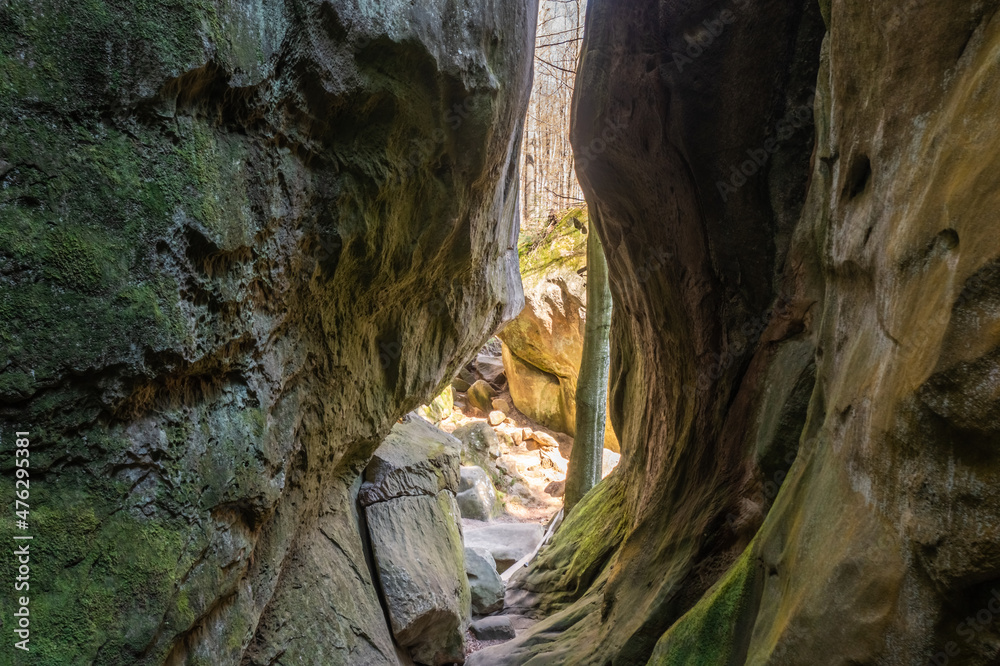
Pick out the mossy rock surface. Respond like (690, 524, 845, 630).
(0, 0, 534, 662)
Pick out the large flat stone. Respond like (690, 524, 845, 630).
(359, 417, 461, 507)
(464, 523, 545, 573)
(367, 492, 470, 665)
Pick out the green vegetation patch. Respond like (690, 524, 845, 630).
(646, 545, 760, 666)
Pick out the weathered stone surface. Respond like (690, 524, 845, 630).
(499, 211, 619, 451)
(367, 491, 471, 665)
(418, 385, 455, 424)
(464, 523, 544, 573)
(472, 0, 825, 662)
(476, 353, 507, 385)
(488, 409, 506, 426)
(492, 397, 512, 414)
(478, 0, 1000, 665)
(454, 421, 503, 461)
(0, 0, 535, 662)
(465, 547, 505, 615)
(457, 465, 499, 521)
(467, 378, 498, 413)
(359, 417, 461, 507)
(470, 616, 516, 641)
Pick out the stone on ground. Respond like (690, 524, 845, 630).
(454, 421, 502, 461)
(492, 398, 511, 414)
(476, 354, 507, 384)
(527, 430, 559, 450)
(465, 547, 505, 615)
(467, 379, 498, 413)
(457, 466, 499, 521)
(358, 417, 461, 506)
(464, 523, 545, 573)
(366, 492, 470, 665)
(470, 616, 516, 641)
(488, 410, 506, 426)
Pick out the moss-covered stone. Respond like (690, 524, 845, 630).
(646, 546, 760, 666)
(0, 0, 535, 662)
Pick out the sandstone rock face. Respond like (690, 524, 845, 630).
(359, 418, 462, 507)
(0, 1, 535, 662)
(465, 547, 506, 615)
(470, 615, 516, 641)
(475, 0, 1000, 665)
(500, 212, 620, 451)
(418, 385, 455, 424)
(367, 492, 471, 665)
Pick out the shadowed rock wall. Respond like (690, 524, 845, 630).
(0, 1, 535, 663)
(476, 0, 1000, 664)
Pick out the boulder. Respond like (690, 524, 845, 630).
(470, 616, 516, 641)
(418, 386, 455, 423)
(453, 422, 502, 461)
(358, 418, 461, 507)
(465, 547, 505, 615)
(464, 523, 545, 573)
(366, 492, 470, 665)
(0, 0, 536, 662)
(498, 210, 620, 452)
(452, 377, 472, 393)
(476, 354, 507, 385)
(467, 379, 498, 413)
(527, 430, 559, 450)
(456, 466, 499, 521)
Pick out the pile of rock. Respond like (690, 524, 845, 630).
(359, 417, 538, 663)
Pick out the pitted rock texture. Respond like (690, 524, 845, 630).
(367, 491, 470, 665)
(0, 1, 535, 663)
(474, 0, 1000, 665)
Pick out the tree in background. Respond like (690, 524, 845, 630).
(563, 213, 612, 514)
(520, 0, 586, 234)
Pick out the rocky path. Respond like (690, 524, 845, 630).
(417, 345, 619, 660)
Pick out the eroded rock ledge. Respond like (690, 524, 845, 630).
(474, 0, 1000, 664)
(0, 1, 534, 663)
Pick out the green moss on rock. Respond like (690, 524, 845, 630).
(646, 546, 760, 666)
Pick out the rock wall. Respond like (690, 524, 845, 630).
(0, 1, 535, 663)
(475, 0, 1000, 664)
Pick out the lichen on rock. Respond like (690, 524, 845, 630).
(0, 0, 536, 662)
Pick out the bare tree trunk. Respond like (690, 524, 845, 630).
(564, 215, 612, 514)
